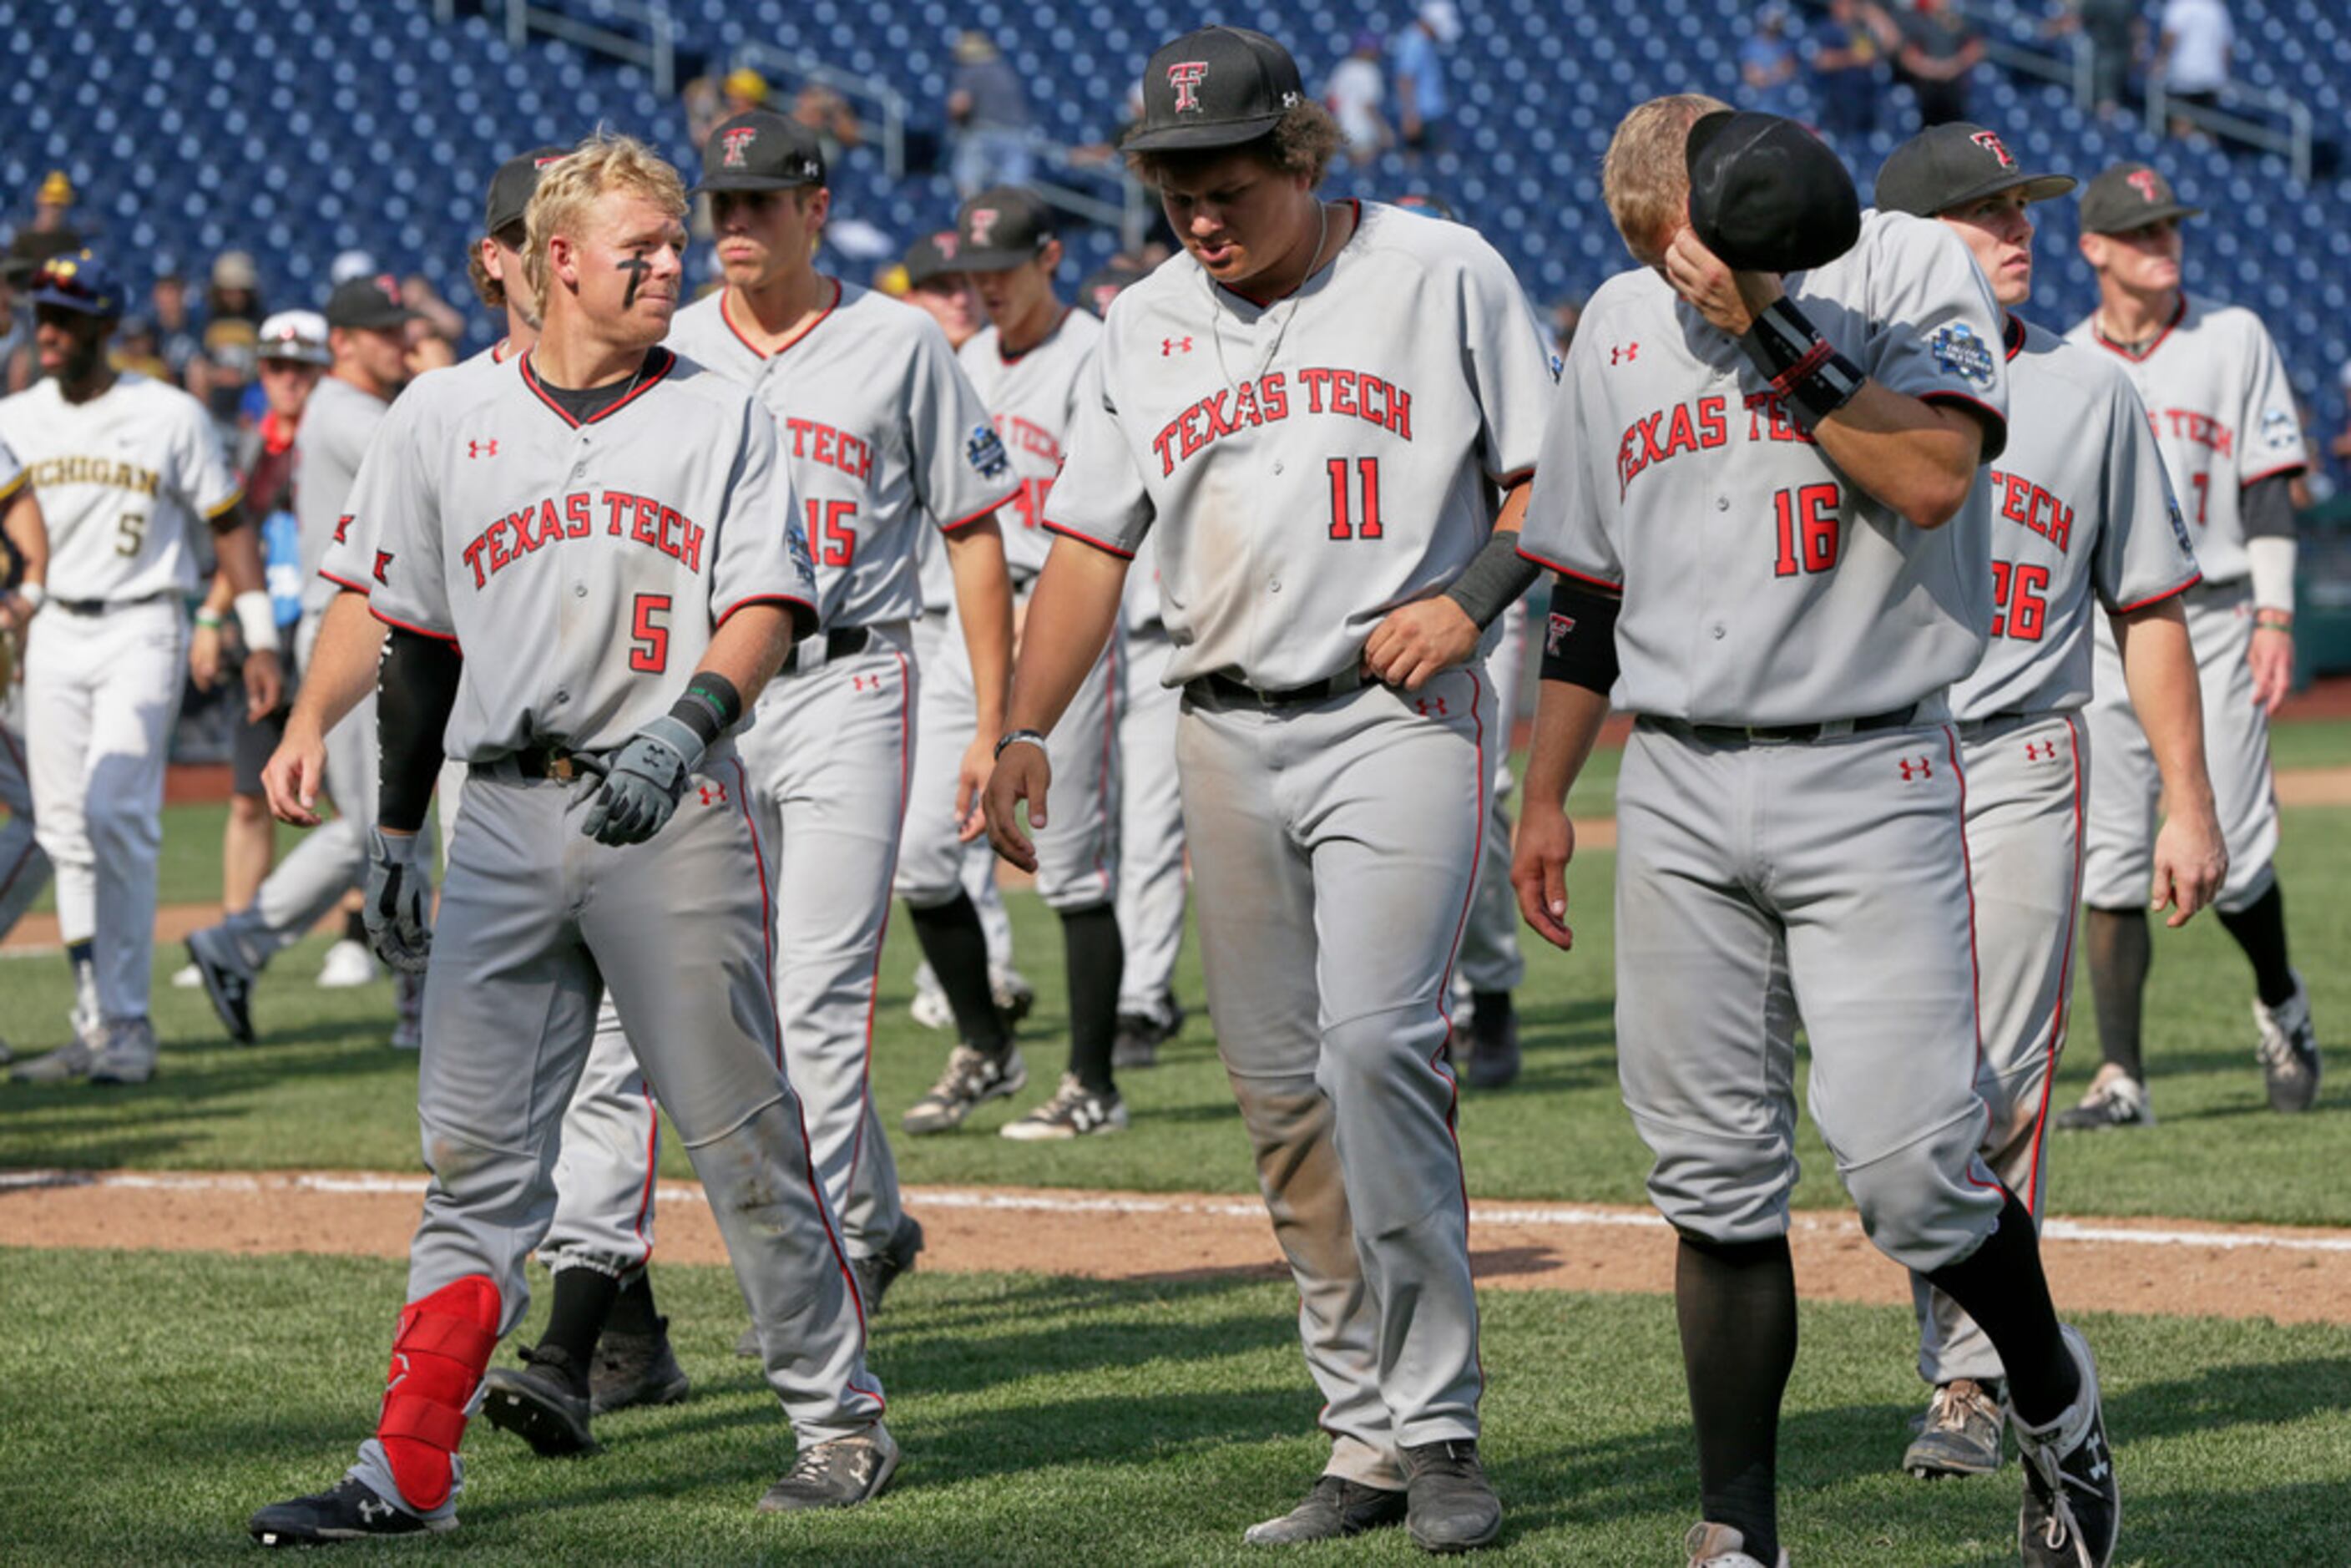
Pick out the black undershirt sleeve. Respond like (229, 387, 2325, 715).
(2240, 471, 2298, 539)
(377, 627, 463, 834)
(1538, 575, 1623, 696)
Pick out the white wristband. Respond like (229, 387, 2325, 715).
(232, 590, 281, 654)
(14, 582, 43, 615)
(2245, 536, 2297, 615)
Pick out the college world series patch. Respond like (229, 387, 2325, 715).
(965, 423, 1010, 480)
(1929, 321, 1995, 387)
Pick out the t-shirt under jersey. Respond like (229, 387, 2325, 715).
(358, 347, 816, 761)
(293, 374, 392, 614)
(665, 279, 1018, 631)
(0, 370, 241, 603)
(958, 306, 1105, 582)
(1949, 315, 2201, 722)
(2063, 291, 2304, 588)
(1519, 208, 2007, 726)
(1043, 200, 1557, 691)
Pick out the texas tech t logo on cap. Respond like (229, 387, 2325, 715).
(1167, 61, 1208, 112)
(2127, 168, 2163, 202)
(720, 126, 758, 168)
(1970, 130, 2016, 169)
(967, 208, 999, 247)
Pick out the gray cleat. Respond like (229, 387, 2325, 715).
(2252, 975, 2321, 1113)
(1904, 1378, 2003, 1479)
(756, 1425, 899, 1511)
(89, 1017, 159, 1086)
(1244, 1474, 1409, 1545)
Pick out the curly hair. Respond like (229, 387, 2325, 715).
(1601, 94, 1733, 266)
(1125, 100, 1343, 191)
(522, 130, 689, 306)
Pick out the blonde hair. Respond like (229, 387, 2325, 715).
(1601, 94, 1732, 264)
(523, 131, 690, 305)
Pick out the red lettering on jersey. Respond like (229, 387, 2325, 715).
(630, 495, 660, 548)
(333, 513, 353, 545)
(564, 493, 594, 538)
(1329, 369, 1359, 418)
(1990, 470, 2075, 554)
(462, 536, 488, 589)
(372, 549, 392, 584)
(1742, 392, 1816, 446)
(604, 492, 634, 536)
(2157, 407, 2233, 457)
(1297, 367, 1332, 413)
(1614, 394, 1740, 497)
(657, 506, 685, 560)
(454, 490, 707, 588)
(997, 413, 1061, 463)
(1149, 373, 1297, 476)
(783, 417, 874, 483)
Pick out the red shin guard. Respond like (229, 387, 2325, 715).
(375, 1276, 500, 1512)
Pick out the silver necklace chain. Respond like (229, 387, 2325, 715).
(1205, 199, 1331, 393)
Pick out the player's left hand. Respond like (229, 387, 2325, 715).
(242, 648, 283, 721)
(1363, 596, 1480, 692)
(2247, 625, 2293, 716)
(983, 739, 1051, 873)
(955, 733, 994, 843)
(1663, 226, 1784, 337)
(2150, 801, 2227, 928)
(579, 717, 699, 847)
(189, 621, 223, 690)
(363, 828, 434, 973)
(1510, 800, 1578, 951)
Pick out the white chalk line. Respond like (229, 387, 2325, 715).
(6, 1168, 2350, 1256)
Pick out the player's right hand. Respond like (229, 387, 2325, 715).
(954, 733, 994, 842)
(262, 726, 330, 827)
(1510, 801, 1577, 951)
(983, 740, 1051, 874)
(189, 621, 222, 690)
(2150, 802, 2227, 928)
(363, 828, 434, 973)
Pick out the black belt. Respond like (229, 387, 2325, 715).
(53, 589, 172, 616)
(498, 744, 603, 782)
(778, 625, 871, 675)
(1183, 667, 1367, 711)
(1671, 703, 1919, 746)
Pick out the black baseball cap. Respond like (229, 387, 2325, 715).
(1078, 260, 1146, 317)
(485, 145, 572, 236)
(902, 231, 966, 287)
(1874, 123, 2075, 219)
(325, 274, 417, 331)
(1123, 27, 1306, 154)
(2078, 161, 2202, 235)
(955, 187, 1055, 271)
(690, 110, 825, 195)
(1686, 110, 1860, 273)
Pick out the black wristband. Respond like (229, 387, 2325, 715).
(1739, 297, 1865, 428)
(1538, 576, 1623, 696)
(1443, 529, 1544, 630)
(667, 671, 742, 750)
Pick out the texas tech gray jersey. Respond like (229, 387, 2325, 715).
(317, 344, 518, 596)
(1520, 210, 2005, 725)
(958, 308, 1104, 580)
(665, 281, 1016, 629)
(1950, 316, 2201, 721)
(1044, 201, 1555, 690)
(361, 348, 816, 759)
(294, 376, 390, 612)
(2064, 291, 2305, 586)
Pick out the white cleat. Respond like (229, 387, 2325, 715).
(316, 938, 380, 989)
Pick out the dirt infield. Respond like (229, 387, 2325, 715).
(3, 1168, 2346, 1325)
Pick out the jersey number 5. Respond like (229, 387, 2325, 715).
(1327, 457, 1383, 540)
(629, 593, 671, 673)
(806, 499, 857, 569)
(1771, 483, 1840, 577)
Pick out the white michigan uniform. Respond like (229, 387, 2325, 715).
(0, 372, 240, 1026)
(2066, 292, 2307, 915)
(1913, 313, 2199, 1386)
(1044, 201, 1555, 1484)
(0, 439, 54, 943)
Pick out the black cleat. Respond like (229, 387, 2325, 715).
(852, 1214, 926, 1317)
(248, 1476, 453, 1546)
(588, 1316, 691, 1416)
(1111, 998, 1186, 1069)
(482, 1344, 599, 1456)
(2012, 1326, 2121, 1568)
(1463, 993, 1520, 1090)
(185, 928, 256, 1044)
(1401, 1438, 1502, 1553)
(757, 1426, 899, 1511)
(1243, 1474, 1409, 1545)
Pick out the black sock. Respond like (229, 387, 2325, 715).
(65, 938, 94, 977)
(907, 893, 1010, 1055)
(2216, 883, 2296, 1008)
(1923, 1192, 2079, 1426)
(534, 1268, 619, 1387)
(1471, 990, 1514, 1040)
(343, 907, 369, 943)
(1062, 904, 1125, 1095)
(604, 1268, 660, 1335)
(1676, 1233, 1794, 1563)
(2084, 907, 2149, 1080)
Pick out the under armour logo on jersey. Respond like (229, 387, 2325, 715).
(1610, 343, 1639, 364)
(2126, 168, 2164, 203)
(332, 513, 353, 544)
(696, 781, 730, 807)
(1162, 336, 1193, 356)
(720, 126, 758, 168)
(1545, 611, 1575, 653)
(1166, 61, 1208, 113)
(1414, 695, 1449, 717)
(1969, 130, 2016, 169)
(1898, 756, 1933, 781)
(467, 438, 498, 459)
(2024, 740, 2059, 762)
(372, 549, 393, 585)
(967, 207, 1000, 247)
(852, 673, 886, 692)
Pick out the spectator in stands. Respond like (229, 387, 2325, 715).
(149, 265, 203, 387)
(1326, 32, 1392, 163)
(28, 171, 78, 236)
(0, 267, 26, 393)
(111, 318, 170, 381)
(1391, 2, 1463, 158)
(685, 66, 772, 149)
(207, 250, 264, 331)
(1547, 294, 1584, 358)
(2155, 0, 2232, 134)
(399, 272, 467, 346)
(2047, 0, 2146, 119)
(793, 81, 866, 169)
(947, 30, 1035, 195)
(897, 230, 980, 349)
(1808, 0, 1898, 143)
(1741, 6, 1802, 120)
(1893, 0, 1985, 127)
(329, 249, 379, 286)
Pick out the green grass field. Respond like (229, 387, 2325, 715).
(5, 724, 2349, 1564)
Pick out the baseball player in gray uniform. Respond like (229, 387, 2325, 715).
(2057, 162, 2322, 1129)
(1514, 101, 2118, 1568)
(1449, 588, 1531, 1087)
(933, 185, 1130, 1137)
(482, 115, 1019, 1438)
(249, 135, 895, 1547)
(185, 273, 422, 1048)
(1873, 122, 2226, 1483)
(984, 29, 1555, 1550)
(0, 438, 54, 988)
(3, 250, 281, 1086)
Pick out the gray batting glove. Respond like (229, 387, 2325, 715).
(580, 716, 704, 846)
(363, 828, 433, 974)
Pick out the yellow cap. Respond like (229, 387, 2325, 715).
(37, 169, 73, 207)
(723, 67, 769, 103)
